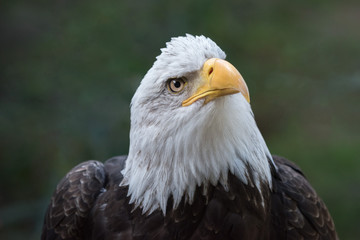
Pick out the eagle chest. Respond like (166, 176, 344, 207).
(90, 173, 271, 240)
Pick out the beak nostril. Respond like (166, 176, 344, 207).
(208, 67, 213, 76)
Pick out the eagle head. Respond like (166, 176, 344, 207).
(121, 34, 273, 214)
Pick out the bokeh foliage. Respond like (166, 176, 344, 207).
(1, 0, 359, 239)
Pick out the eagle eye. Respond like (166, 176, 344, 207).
(167, 78, 186, 93)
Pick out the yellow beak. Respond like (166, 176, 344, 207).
(182, 58, 250, 107)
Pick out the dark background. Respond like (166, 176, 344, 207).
(1, 0, 359, 239)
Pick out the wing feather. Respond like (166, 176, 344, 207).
(271, 155, 338, 240)
(41, 160, 106, 240)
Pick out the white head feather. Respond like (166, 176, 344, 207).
(120, 34, 273, 215)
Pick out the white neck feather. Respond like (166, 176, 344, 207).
(121, 94, 273, 215)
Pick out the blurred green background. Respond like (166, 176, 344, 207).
(1, 0, 359, 239)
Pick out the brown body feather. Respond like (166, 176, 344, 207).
(41, 155, 337, 240)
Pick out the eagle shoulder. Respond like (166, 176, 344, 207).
(41, 160, 107, 239)
(271, 155, 338, 240)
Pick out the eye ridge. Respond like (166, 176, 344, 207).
(167, 78, 186, 93)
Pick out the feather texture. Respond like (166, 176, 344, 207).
(42, 155, 337, 240)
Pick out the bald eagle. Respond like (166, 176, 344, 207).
(42, 35, 338, 240)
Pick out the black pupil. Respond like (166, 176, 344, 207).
(173, 80, 181, 89)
